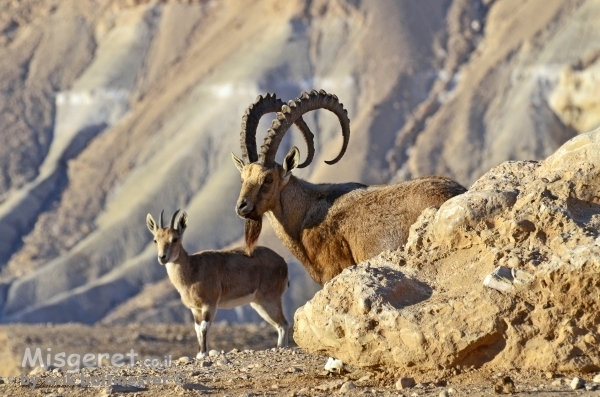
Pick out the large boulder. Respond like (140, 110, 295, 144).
(294, 128, 600, 374)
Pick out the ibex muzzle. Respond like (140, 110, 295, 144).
(235, 198, 253, 217)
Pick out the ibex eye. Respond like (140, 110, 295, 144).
(153, 240, 157, 244)
(264, 177, 273, 185)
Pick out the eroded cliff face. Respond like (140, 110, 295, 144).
(294, 128, 600, 373)
(0, 0, 599, 324)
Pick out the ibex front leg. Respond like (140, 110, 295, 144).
(192, 307, 215, 358)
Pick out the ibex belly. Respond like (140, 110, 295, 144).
(218, 291, 257, 309)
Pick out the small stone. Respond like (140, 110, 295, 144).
(52, 368, 62, 374)
(200, 361, 212, 368)
(545, 372, 554, 379)
(104, 384, 140, 394)
(586, 384, 598, 391)
(177, 356, 192, 363)
(570, 377, 585, 390)
(396, 377, 416, 390)
(316, 380, 344, 391)
(230, 348, 240, 354)
(217, 357, 230, 366)
(447, 387, 456, 394)
(179, 383, 207, 391)
(340, 381, 356, 393)
(324, 357, 344, 373)
(493, 376, 515, 394)
(439, 391, 449, 397)
(287, 367, 301, 373)
(551, 379, 564, 387)
(29, 367, 46, 376)
(358, 375, 371, 382)
(271, 384, 279, 389)
(208, 350, 220, 357)
(593, 373, 600, 383)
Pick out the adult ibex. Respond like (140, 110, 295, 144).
(231, 90, 466, 285)
(146, 210, 289, 357)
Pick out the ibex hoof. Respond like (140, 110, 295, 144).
(196, 352, 207, 359)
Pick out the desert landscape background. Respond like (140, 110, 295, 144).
(0, 0, 599, 328)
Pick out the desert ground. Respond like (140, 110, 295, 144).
(1, 323, 599, 396)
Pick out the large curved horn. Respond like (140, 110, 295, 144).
(159, 209, 164, 228)
(240, 93, 315, 168)
(170, 209, 180, 230)
(258, 89, 349, 167)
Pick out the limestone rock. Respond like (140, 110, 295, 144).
(294, 128, 600, 373)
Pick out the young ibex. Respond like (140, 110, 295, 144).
(232, 90, 467, 285)
(146, 210, 289, 357)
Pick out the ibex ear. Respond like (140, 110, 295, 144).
(146, 214, 157, 235)
(178, 212, 188, 235)
(282, 146, 300, 180)
(231, 152, 245, 173)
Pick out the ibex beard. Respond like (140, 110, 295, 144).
(244, 218, 263, 256)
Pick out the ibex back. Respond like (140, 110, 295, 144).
(146, 210, 289, 357)
(232, 90, 466, 285)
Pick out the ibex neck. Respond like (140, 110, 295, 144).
(165, 248, 192, 290)
(270, 177, 316, 234)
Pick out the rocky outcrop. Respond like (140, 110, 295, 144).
(294, 128, 600, 373)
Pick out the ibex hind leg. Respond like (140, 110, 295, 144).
(192, 307, 215, 358)
(250, 301, 289, 348)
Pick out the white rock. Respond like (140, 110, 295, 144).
(593, 373, 600, 383)
(324, 357, 343, 373)
(208, 350, 220, 357)
(570, 377, 585, 390)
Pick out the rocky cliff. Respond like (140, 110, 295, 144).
(294, 128, 600, 373)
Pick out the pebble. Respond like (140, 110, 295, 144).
(493, 376, 515, 394)
(340, 381, 356, 393)
(52, 368, 62, 374)
(586, 384, 598, 391)
(544, 372, 554, 379)
(594, 373, 600, 383)
(551, 379, 564, 386)
(447, 387, 456, 394)
(570, 377, 585, 390)
(396, 377, 416, 390)
(103, 385, 140, 395)
(316, 380, 345, 391)
(178, 382, 207, 391)
(216, 357, 230, 366)
(200, 361, 212, 368)
(439, 391, 450, 397)
(177, 356, 192, 363)
(29, 367, 46, 376)
(229, 348, 240, 354)
(208, 350, 220, 357)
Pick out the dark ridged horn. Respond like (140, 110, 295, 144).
(240, 93, 315, 168)
(170, 209, 180, 230)
(159, 209, 164, 229)
(259, 89, 349, 167)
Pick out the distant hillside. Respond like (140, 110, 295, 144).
(0, 0, 598, 325)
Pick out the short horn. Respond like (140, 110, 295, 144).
(159, 209, 164, 229)
(170, 209, 180, 230)
(240, 93, 315, 167)
(259, 89, 349, 167)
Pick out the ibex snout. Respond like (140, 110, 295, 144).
(236, 198, 253, 218)
(158, 253, 168, 265)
